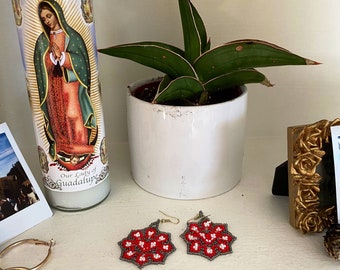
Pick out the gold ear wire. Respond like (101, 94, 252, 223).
(187, 210, 210, 222)
(159, 210, 180, 225)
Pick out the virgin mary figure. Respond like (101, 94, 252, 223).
(34, 0, 97, 171)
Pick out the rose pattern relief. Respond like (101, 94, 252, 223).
(291, 119, 340, 233)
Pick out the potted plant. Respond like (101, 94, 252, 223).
(99, 0, 318, 199)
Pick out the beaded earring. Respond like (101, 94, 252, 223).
(180, 211, 236, 260)
(118, 211, 179, 269)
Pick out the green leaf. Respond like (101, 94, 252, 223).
(190, 1, 210, 52)
(157, 75, 172, 95)
(136, 41, 186, 57)
(204, 69, 272, 92)
(99, 42, 196, 79)
(153, 76, 205, 104)
(179, 0, 201, 64)
(194, 39, 320, 82)
(203, 39, 212, 54)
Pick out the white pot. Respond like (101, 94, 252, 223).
(127, 78, 248, 199)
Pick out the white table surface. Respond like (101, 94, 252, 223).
(0, 138, 338, 270)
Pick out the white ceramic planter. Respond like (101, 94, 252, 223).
(127, 78, 248, 199)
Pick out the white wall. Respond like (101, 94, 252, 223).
(0, 0, 339, 150)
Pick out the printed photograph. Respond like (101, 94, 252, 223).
(0, 123, 52, 245)
(0, 132, 39, 221)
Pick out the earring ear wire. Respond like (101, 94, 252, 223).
(188, 210, 210, 223)
(159, 210, 180, 224)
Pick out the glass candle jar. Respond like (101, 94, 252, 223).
(10, 0, 110, 210)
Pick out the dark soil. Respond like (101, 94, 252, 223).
(131, 78, 243, 106)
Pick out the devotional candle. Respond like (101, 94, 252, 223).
(10, 0, 110, 210)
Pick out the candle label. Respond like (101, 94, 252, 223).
(11, 0, 109, 192)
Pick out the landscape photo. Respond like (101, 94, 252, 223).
(0, 132, 39, 221)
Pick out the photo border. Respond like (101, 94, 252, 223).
(0, 122, 52, 245)
(288, 119, 340, 233)
(330, 125, 340, 225)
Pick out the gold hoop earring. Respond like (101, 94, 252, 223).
(0, 238, 55, 270)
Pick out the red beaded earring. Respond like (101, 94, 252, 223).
(118, 212, 179, 268)
(180, 211, 236, 260)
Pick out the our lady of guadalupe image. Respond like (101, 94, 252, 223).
(34, 0, 97, 171)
